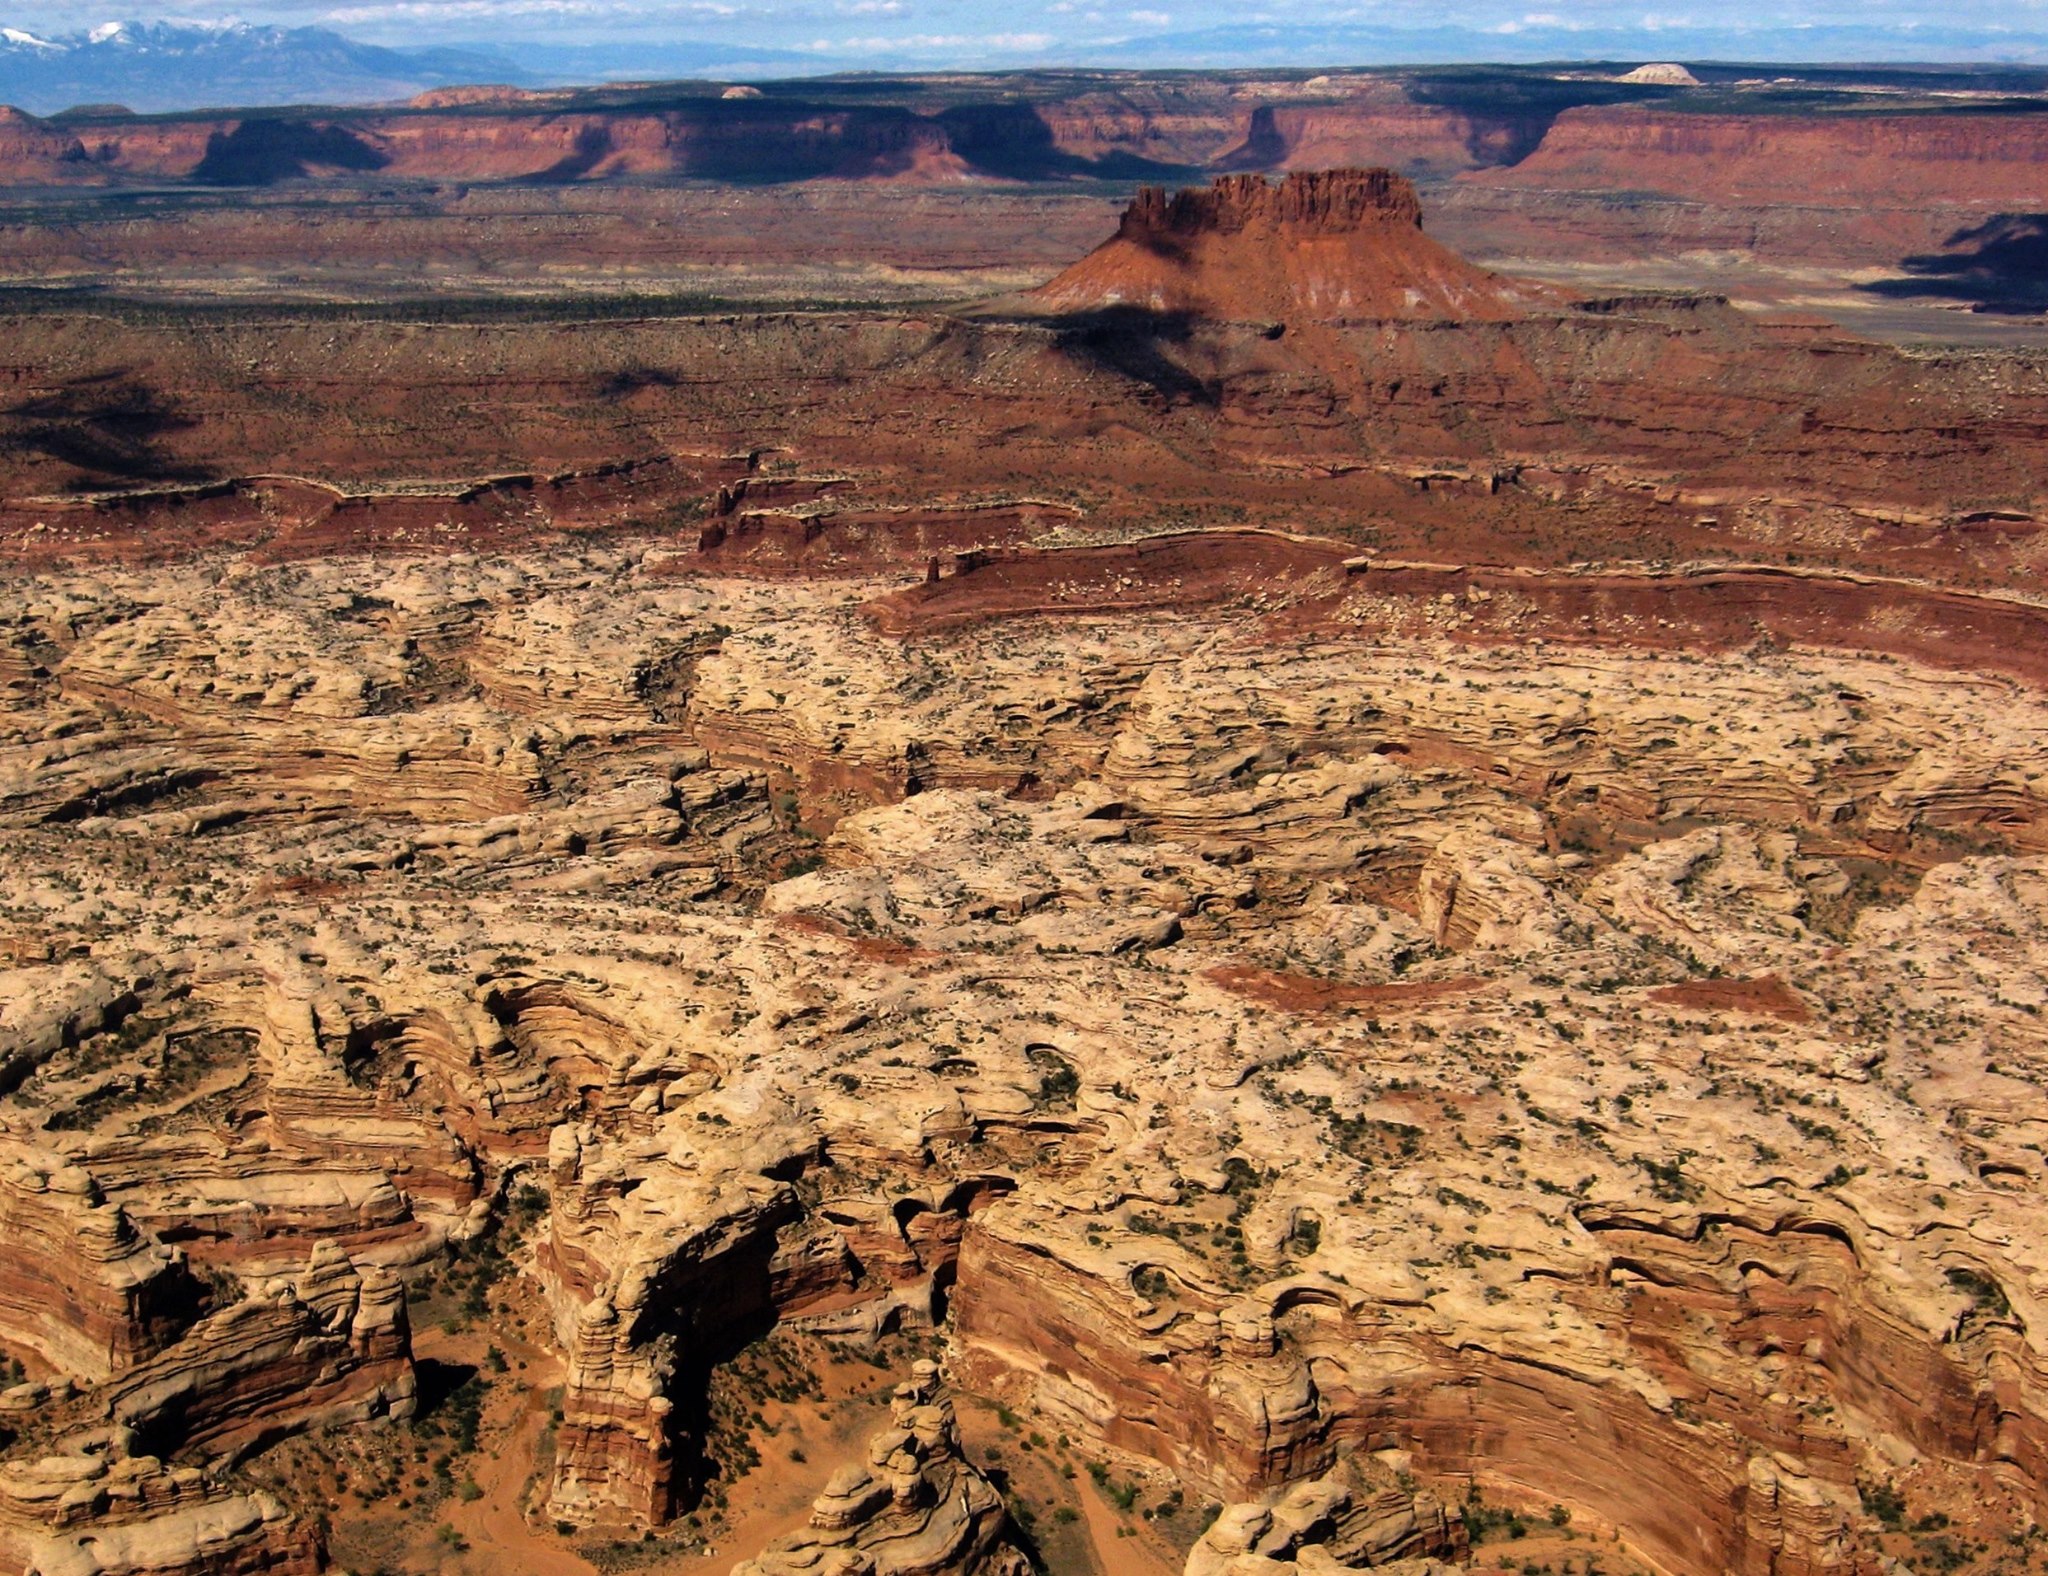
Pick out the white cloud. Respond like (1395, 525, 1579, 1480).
(798, 29, 1055, 51)
(1489, 11, 1582, 32)
(325, 0, 620, 21)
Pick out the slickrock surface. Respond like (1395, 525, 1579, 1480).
(3, 538, 2048, 1574)
(1185, 1453, 1464, 1576)
(2, 171, 2047, 1576)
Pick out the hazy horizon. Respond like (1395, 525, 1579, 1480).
(9, 1, 2048, 76)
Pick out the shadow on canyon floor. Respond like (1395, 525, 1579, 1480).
(1038, 305, 1221, 409)
(1859, 212, 2048, 315)
(411, 1357, 481, 1424)
(2, 371, 210, 489)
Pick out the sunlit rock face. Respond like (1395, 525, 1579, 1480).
(0, 157, 2045, 1576)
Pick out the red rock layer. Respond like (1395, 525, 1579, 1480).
(1121, 168, 1425, 236)
(0, 1149, 199, 1380)
(867, 530, 1352, 633)
(0, 223, 2041, 580)
(1216, 99, 1546, 178)
(0, 86, 2042, 221)
(0, 91, 1518, 188)
(0, 460, 717, 572)
(0, 106, 93, 183)
(875, 541, 2048, 715)
(952, 1200, 2042, 1576)
(1470, 106, 2048, 206)
(692, 503, 1076, 577)
(24, 106, 978, 185)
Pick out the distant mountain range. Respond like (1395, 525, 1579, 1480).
(0, 22, 847, 115)
(0, 21, 544, 113)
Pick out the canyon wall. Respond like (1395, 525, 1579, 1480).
(0, 1146, 198, 1380)
(1469, 106, 2048, 207)
(0, 87, 2038, 213)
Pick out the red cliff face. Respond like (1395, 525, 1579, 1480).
(1472, 106, 2048, 206)
(1032, 168, 1564, 323)
(71, 117, 222, 178)
(0, 107, 93, 183)
(1226, 100, 1543, 178)
(5, 91, 2047, 223)
(0, 93, 1545, 189)
(0, 105, 980, 185)
(1118, 168, 1425, 238)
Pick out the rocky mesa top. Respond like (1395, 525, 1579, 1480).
(1118, 168, 1427, 241)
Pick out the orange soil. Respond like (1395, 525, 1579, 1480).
(1205, 967, 1486, 1015)
(1647, 974, 1814, 1023)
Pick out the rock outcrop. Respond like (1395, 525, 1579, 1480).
(0, 1241, 406, 1576)
(1185, 1454, 1464, 1576)
(1, 1431, 318, 1576)
(0, 1145, 198, 1380)
(732, 1363, 1027, 1576)
(540, 1114, 805, 1525)
(1027, 169, 1560, 322)
(102, 1242, 414, 1461)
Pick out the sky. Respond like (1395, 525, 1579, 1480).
(14, 0, 2048, 67)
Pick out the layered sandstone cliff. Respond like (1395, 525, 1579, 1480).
(0, 1145, 196, 1380)
(0, 1241, 407, 1576)
(1471, 105, 2048, 207)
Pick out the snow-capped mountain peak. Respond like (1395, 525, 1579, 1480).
(0, 18, 527, 113)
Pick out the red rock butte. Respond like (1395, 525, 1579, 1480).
(1120, 167, 1426, 236)
(1028, 167, 1563, 323)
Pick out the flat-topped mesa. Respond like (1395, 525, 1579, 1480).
(1119, 169, 1425, 241)
(1029, 166, 1562, 323)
